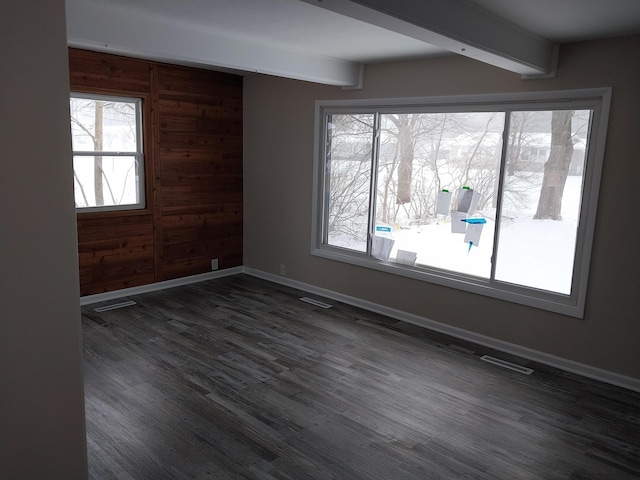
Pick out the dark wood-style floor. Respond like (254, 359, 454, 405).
(82, 275, 640, 479)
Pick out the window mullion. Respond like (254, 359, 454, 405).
(489, 110, 511, 282)
(321, 113, 333, 246)
(73, 151, 138, 156)
(366, 113, 382, 256)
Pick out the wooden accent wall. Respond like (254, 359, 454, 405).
(70, 49, 243, 296)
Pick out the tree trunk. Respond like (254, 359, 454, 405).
(507, 127, 523, 176)
(534, 110, 574, 220)
(396, 116, 413, 205)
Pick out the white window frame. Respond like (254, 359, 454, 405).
(311, 88, 612, 318)
(70, 92, 145, 213)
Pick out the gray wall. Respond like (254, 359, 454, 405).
(0, 1, 88, 478)
(243, 35, 640, 381)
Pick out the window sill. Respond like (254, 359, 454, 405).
(312, 246, 584, 318)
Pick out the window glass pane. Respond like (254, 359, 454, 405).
(70, 94, 143, 211)
(494, 109, 591, 294)
(325, 114, 374, 252)
(73, 156, 140, 208)
(70, 98, 138, 152)
(376, 112, 504, 277)
(314, 90, 609, 315)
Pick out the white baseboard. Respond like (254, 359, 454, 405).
(244, 267, 640, 394)
(80, 266, 640, 393)
(79, 267, 243, 306)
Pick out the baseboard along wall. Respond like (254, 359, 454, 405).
(80, 266, 640, 394)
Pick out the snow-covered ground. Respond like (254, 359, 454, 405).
(389, 175, 582, 294)
(331, 175, 582, 295)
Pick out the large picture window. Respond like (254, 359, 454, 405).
(70, 93, 144, 212)
(312, 89, 611, 317)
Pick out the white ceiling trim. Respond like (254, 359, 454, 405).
(300, 0, 558, 76)
(65, 0, 364, 87)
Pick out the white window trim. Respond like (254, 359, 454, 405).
(70, 92, 145, 213)
(311, 88, 612, 318)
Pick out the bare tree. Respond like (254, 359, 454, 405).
(70, 98, 137, 207)
(378, 113, 445, 224)
(506, 111, 535, 176)
(326, 114, 374, 246)
(392, 115, 415, 205)
(328, 111, 508, 237)
(534, 110, 574, 220)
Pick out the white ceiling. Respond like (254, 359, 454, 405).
(65, 0, 640, 87)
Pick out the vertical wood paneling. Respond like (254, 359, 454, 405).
(69, 48, 243, 295)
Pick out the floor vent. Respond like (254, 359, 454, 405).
(94, 300, 137, 312)
(480, 355, 534, 375)
(299, 297, 332, 309)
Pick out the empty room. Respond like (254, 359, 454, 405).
(1, 1, 640, 479)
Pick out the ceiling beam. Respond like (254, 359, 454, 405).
(301, 0, 558, 76)
(65, 0, 364, 87)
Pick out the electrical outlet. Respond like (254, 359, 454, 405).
(211, 259, 219, 271)
(279, 264, 286, 276)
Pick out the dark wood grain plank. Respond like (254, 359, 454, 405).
(70, 49, 243, 292)
(69, 48, 152, 94)
(83, 275, 640, 480)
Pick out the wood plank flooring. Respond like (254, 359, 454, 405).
(82, 275, 640, 479)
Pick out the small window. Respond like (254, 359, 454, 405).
(70, 93, 144, 212)
(312, 89, 611, 317)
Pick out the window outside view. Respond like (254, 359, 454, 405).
(70, 95, 143, 210)
(323, 107, 592, 299)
